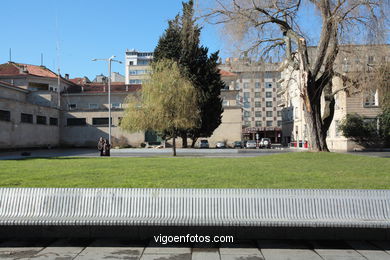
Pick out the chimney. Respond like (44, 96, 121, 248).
(65, 74, 69, 80)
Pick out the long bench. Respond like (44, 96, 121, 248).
(0, 188, 389, 239)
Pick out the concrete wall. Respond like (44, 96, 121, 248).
(0, 96, 60, 149)
(208, 107, 242, 146)
(60, 110, 144, 147)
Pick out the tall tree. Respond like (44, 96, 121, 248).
(120, 59, 199, 156)
(205, 0, 388, 151)
(154, 0, 224, 148)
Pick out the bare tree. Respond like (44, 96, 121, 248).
(203, 0, 388, 151)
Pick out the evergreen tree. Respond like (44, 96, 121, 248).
(153, 0, 224, 148)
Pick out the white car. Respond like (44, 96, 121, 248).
(216, 141, 227, 148)
(245, 140, 257, 149)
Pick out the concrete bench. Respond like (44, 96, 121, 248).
(0, 188, 389, 239)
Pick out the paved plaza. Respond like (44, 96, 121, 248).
(0, 239, 389, 260)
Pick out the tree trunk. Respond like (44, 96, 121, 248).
(304, 92, 330, 152)
(181, 133, 188, 148)
(172, 136, 177, 156)
(190, 137, 198, 148)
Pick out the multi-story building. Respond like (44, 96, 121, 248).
(0, 62, 79, 149)
(125, 49, 153, 85)
(219, 58, 283, 143)
(0, 59, 242, 149)
(278, 44, 390, 151)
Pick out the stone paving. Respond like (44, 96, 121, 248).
(0, 239, 389, 260)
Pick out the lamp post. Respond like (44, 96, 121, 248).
(92, 56, 122, 145)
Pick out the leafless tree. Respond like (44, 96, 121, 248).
(203, 0, 389, 151)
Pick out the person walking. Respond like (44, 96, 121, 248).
(103, 138, 111, 157)
(97, 137, 104, 156)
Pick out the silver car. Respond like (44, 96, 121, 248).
(245, 140, 257, 149)
(216, 141, 227, 148)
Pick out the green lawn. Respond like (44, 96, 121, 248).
(0, 152, 389, 189)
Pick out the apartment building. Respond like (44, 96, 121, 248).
(125, 49, 153, 84)
(279, 44, 390, 151)
(219, 58, 283, 143)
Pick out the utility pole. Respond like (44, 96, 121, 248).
(92, 56, 122, 145)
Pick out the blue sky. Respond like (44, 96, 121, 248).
(0, 0, 224, 80)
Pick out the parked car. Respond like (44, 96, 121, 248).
(259, 138, 272, 149)
(245, 140, 257, 149)
(199, 139, 209, 149)
(216, 141, 227, 148)
(233, 141, 243, 148)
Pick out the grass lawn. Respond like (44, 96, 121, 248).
(0, 152, 389, 189)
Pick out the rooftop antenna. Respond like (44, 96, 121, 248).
(9, 48, 12, 62)
(41, 53, 44, 66)
(56, 8, 61, 109)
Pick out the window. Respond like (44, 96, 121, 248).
(68, 104, 77, 110)
(243, 92, 250, 99)
(255, 92, 261, 98)
(243, 83, 249, 89)
(67, 118, 86, 126)
(129, 79, 142, 84)
(255, 101, 261, 107)
(367, 56, 374, 64)
(266, 101, 273, 107)
(364, 89, 378, 107)
(255, 82, 260, 89)
(264, 71, 273, 78)
(266, 92, 272, 98)
(222, 100, 229, 106)
(266, 111, 273, 117)
(111, 103, 121, 109)
(255, 111, 262, 117)
(92, 117, 112, 126)
(244, 121, 251, 127)
(243, 102, 250, 108)
(50, 117, 58, 126)
(244, 111, 250, 118)
(36, 116, 46, 125)
(277, 111, 282, 117)
(21, 113, 33, 124)
(277, 120, 282, 127)
(89, 104, 98, 110)
(255, 121, 262, 127)
(265, 82, 272, 88)
(0, 110, 11, 122)
(266, 121, 273, 127)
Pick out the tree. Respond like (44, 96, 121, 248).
(204, 0, 389, 151)
(154, 0, 225, 148)
(339, 114, 380, 147)
(120, 59, 199, 156)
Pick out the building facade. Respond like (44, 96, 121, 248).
(0, 59, 242, 149)
(279, 44, 390, 151)
(219, 58, 283, 143)
(125, 49, 153, 85)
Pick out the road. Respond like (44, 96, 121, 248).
(1, 148, 389, 160)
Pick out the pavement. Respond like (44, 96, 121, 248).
(1, 147, 389, 160)
(0, 239, 389, 260)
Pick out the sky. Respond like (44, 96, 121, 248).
(0, 0, 225, 80)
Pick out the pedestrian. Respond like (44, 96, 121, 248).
(103, 138, 111, 157)
(97, 137, 104, 156)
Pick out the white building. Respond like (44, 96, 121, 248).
(125, 49, 153, 84)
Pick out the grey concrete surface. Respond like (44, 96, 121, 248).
(1, 147, 389, 160)
(0, 239, 389, 260)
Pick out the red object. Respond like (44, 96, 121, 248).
(304, 141, 308, 148)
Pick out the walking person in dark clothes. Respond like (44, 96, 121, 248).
(103, 138, 111, 157)
(97, 137, 104, 156)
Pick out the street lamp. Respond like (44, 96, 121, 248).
(92, 56, 122, 145)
